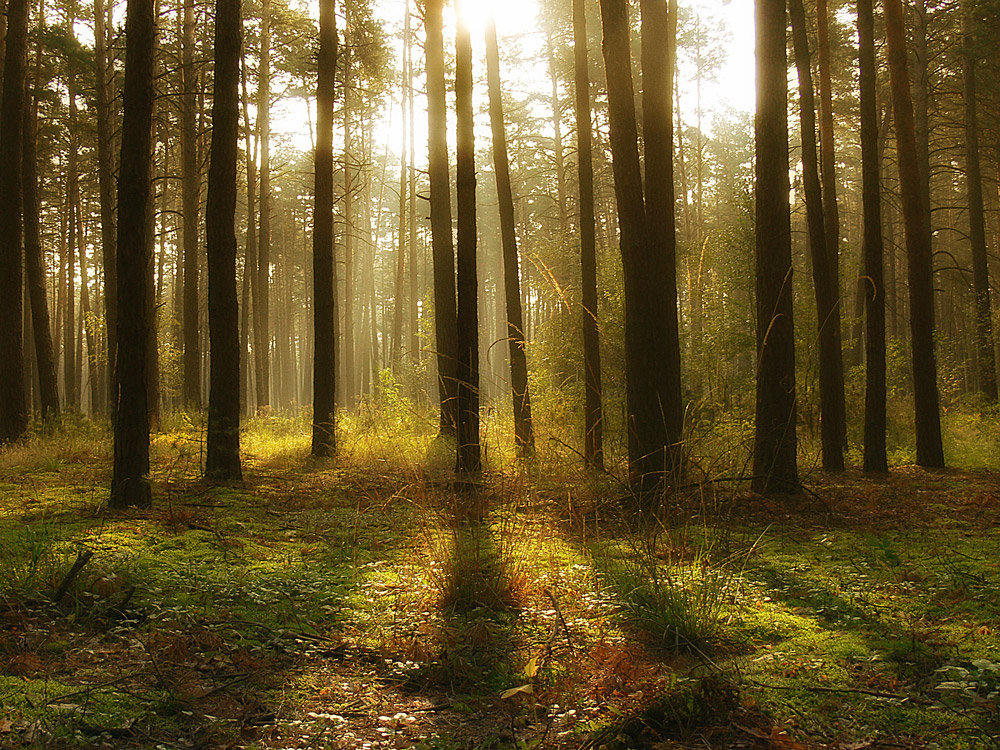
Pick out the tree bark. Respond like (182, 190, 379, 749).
(424, 0, 458, 435)
(22, 73, 58, 419)
(815, 0, 844, 453)
(789, 0, 843, 471)
(254, 0, 271, 410)
(311, 0, 337, 457)
(454, 0, 480, 476)
(752, 0, 799, 493)
(858, 0, 887, 472)
(600, 0, 675, 497)
(961, 5, 997, 402)
(110, 0, 156, 507)
(181, 0, 201, 409)
(204, 0, 243, 481)
(95, 0, 117, 414)
(0, 0, 28, 443)
(640, 0, 683, 475)
(486, 19, 534, 455)
(883, 0, 944, 467)
(572, 0, 603, 470)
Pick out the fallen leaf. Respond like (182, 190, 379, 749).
(500, 684, 533, 700)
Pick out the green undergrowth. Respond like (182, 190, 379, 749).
(0, 415, 998, 749)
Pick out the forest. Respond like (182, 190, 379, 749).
(0, 0, 999, 746)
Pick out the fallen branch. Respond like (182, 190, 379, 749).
(53, 550, 94, 602)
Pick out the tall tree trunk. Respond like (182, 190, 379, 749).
(858, 0, 887, 472)
(110, 0, 156, 507)
(752, 0, 799, 493)
(254, 0, 271, 410)
(406, 1, 418, 366)
(600, 0, 674, 497)
(884, 0, 944, 467)
(95, 0, 117, 413)
(181, 0, 201, 409)
(546, 28, 567, 236)
(240, 60, 257, 415)
(65, 106, 79, 411)
(962, 5, 996, 402)
(343, 104, 355, 404)
(789, 0, 843, 471)
(572, 0, 603, 470)
(454, 0, 480, 476)
(424, 0, 458, 434)
(392, 34, 406, 369)
(312, 0, 337, 457)
(640, 0, 683, 476)
(205, 0, 242, 480)
(486, 19, 534, 455)
(23, 74, 58, 419)
(0, 0, 28, 443)
(814, 0, 845, 431)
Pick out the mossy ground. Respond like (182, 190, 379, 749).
(0, 412, 998, 749)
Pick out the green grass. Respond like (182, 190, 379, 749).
(0, 411, 998, 748)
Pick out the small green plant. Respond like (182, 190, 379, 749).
(593, 528, 743, 654)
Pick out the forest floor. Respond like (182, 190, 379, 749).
(0, 413, 998, 750)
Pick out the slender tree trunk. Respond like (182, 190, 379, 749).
(454, 0, 480, 476)
(240, 61, 257, 415)
(884, 0, 944, 467)
(814, 0, 845, 440)
(343, 105, 356, 404)
(392, 41, 406, 368)
(789, 0, 843, 471)
(858, 0, 887, 472)
(572, 0, 602, 470)
(424, 0, 458, 434)
(23, 74, 58, 418)
(406, 1, 418, 366)
(486, 19, 533, 455)
(640, 0, 683, 475)
(110, 0, 156, 507)
(752, 0, 799, 493)
(95, 0, 117, 413)
(181, 0, 200, 408)
(312, 0, 337, 456)
(962, 5, 996, 402)
(65, 122, 79, 411)
(546, 29, 567, 236)
(254, 0, 271, 409)
(205, 0, 242, 480)
(600, 0, 674, 496)
(0, 0, 28, 443)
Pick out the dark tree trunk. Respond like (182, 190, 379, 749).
(962, 5, 997, 402)
(815, 0, 845, 454)
(454, 1, 480, 476)
(181, 0, 201, 409)
(884, 0, 944, 468)
(254, 0, 271, 410)
(788, 0, 843, 471)
(95, 0, 117, 414)
(23, 76, 58, 419)
(486, 19, 534, 455)
(858, 0, 887, 472)
(752, 0, 799, 493)
(600, 0, 674, 496)
(312, 0, 337, 457)
(240, 61, 257, 415)
(204, 0, 243, 481)
(0, 0, 28, 443)
(110, 0, 156, 508)
(572, 0, 603, 470)
(424, 0, 458, 435)
(640, 0, 683, 474)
